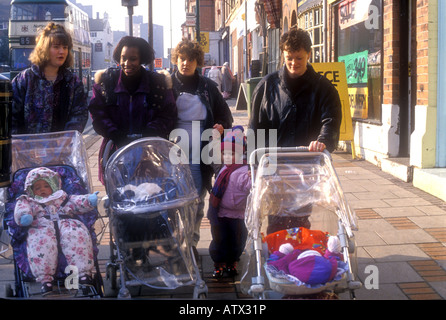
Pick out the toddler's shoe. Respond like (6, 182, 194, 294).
(41, 282, 53, 295)
(212, 263, 225, 279)
(79, 274, 93, 286)
(226, 263, 238, 277)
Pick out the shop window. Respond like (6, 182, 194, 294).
(337, 0, 383, 122)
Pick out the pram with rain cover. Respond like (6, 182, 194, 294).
(0, 130, 105, 298)
(102, 137, 207, 299)
(240, 147, 362, 299)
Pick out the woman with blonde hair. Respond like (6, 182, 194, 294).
(11, 22, 88, 134)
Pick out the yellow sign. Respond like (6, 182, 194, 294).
(348, 87, 368, 119)
(312, 62, 354, 142)
(199, 32, 209, 53)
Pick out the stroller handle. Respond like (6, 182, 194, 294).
(248, 146, 331, 186)
(248, 146, 310, 166)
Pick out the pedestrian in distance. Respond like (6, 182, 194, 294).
(207, 127, 251, 278)
(221, 62, 233, 99)
(170, 38, 233, 254)
(88, 36, 177, 184)
(11, 22, 88, 134)
(14, 167, 99, 294)
(208, 64, 223, 93)
(249, 27, 342, 153)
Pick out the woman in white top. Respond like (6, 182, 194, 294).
(170, 39, 233, 251)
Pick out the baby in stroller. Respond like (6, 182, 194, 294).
(13, 167, 99, 294)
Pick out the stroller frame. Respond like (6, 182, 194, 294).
(246, 147, 362, 299)
(102, 137, 208, 299)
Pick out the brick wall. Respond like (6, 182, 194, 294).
(199, 0, 215, 31)
(415, 0, 430, 106)
(382, 0, 401, 105)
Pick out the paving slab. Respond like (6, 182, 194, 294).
(363, 244, 431, 262)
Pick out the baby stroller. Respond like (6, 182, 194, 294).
(0, 130, 104, 298)
(102, 137, 207, 299)
(240, 147, 362, 299)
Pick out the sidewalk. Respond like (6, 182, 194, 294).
(82, 98, 446, 300)
(1, 98, 445, 300)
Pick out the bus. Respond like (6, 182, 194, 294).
(8, 0, 92, 90)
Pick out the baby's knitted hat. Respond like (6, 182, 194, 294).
(221, 125, 247, 155)
(24, 167, 61, 197)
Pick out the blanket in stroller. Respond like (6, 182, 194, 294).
(263, 227, 349, 289)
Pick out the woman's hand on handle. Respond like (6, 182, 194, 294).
(308, 141, 326, 152)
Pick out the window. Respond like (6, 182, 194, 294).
(299, 6, 324, 63)
(10, 4, 65, 21)
(337, 0, 383, 121)
(267, 28, 280, 73)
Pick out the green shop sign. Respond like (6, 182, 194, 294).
(338, 50, 368, 85)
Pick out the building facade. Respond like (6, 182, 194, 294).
(185, 0, 445, 200)
(89, 13, 114, 70)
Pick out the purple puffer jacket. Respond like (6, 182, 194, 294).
(89, 67, 177, 140)
(11, 64, 88, 134)
(217, 165, 252, 219)
(88, 67, 178, 183)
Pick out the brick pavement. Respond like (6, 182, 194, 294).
(1, 98, 445, 300)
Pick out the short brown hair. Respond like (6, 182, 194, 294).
(171, 39, 204, 67)
(279, 27, 312, 53)
(29, 22, 74, 69)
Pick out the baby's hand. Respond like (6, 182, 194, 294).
(88, 191, 100, 207)
(20, 214, 33, 227)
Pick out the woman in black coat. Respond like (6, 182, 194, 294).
(249, 28, 342, 153)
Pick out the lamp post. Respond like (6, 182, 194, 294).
(122, 0, 138, 36)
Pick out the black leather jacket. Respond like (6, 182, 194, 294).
(249, 64, 342, 152)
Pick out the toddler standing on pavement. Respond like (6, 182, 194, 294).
(207, 127, 251, 278)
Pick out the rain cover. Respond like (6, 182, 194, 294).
(241, 150, 358, 296)
(104, 137, 200, 289)
(245, 150, 358, 240)
(10, 130, 92, 191)
(104, 137, 199, 214)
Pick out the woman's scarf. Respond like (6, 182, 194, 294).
(207, 163, 246, 225)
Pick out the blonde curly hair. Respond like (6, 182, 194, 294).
(29, 22, 74, 69)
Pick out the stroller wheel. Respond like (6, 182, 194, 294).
(118, 287, 131, 299)
(103, 264, 119, 297)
